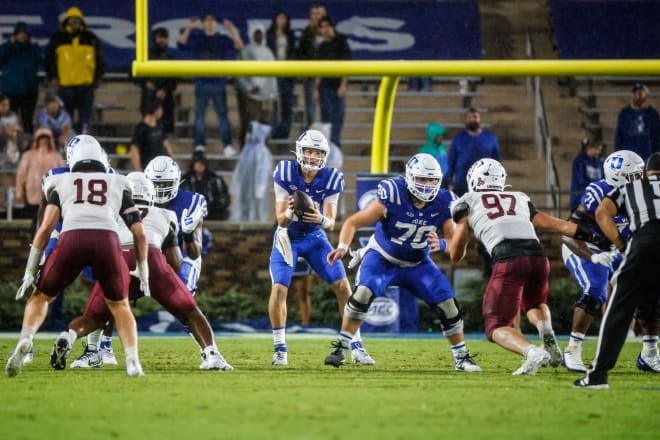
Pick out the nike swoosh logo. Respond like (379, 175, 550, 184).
(431, 212, 440, 217)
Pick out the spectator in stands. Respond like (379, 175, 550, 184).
(14, 127, 64, 232)
(45, 7, 104, 135)
(129, 100, 175, 171)
(614, 83, 660, 160)
(0, 21, 41, 134)
(236, 24, 278, 149)
(35, 93, 72, 149)
(178, 14, 243, 157)
(136, 27, 177, 135)
(229, 121, 273, 221)
(180, 151, 231, 220)
(569, 138, 604, 211)
(315, 16, 351, 149)
(297, 4, 327, 128)
(407, 77, 432, 93)
(0, 94, 20, 165)
(444, 108, 501, 196)
(266, 10, 297, 140)
(419, 122, 448, 173)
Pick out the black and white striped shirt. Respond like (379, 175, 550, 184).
(608, 174, 660, 233)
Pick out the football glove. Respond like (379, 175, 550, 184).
(347, 247, 366, 269)
(181, 206, 204, 234)
(590, 251, 617, 268)
(130, 259, 150, 297)
(16, 245, 44, 300)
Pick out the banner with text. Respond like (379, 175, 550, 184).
(0, 0, 481, 72)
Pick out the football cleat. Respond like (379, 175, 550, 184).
(512, 346, 551, 376)
(50, 333, 72, 370)
(636, 353, 660, 373)
(272, 346, 288, 366)
(22, 345, 34, 366)
(454, 352, 482, 372)
(100, 344, 118, 365)
(351, 348, 376, 366)
(70, 344, 102, 369)
(126, 358, 144, 377)
(5, 339, 32, 377)
(542, 333, 563, 368)
(573, 377, 609, 389)
(562, 347, 587, 373)
(200, 350, 234, 371)
(324, 340, 348, 368)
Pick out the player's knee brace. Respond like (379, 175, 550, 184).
(434, 298, 464, 336)
(344, 286, 374, 320)
(575, 294, 603, 317)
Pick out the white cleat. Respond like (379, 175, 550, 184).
(562, 347, 587, 373)
(454, 352, 482, 372)
(351, 348, 376, 365)
(70, 345, 102, 369)
(22, 346, 34, 366)
(542, 333, 562, 368)
(512, 346, 551, 376)
(100, 346, 118, 365)
(637, 353, 660, 373)
(126, 358, 144, 377)
(5, 339, 32, 377)
(272, 349, 288, 366)
(200, 350, 234, 371)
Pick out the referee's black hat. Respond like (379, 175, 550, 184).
(645, 152, 660, 172)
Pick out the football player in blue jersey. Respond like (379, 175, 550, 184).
(324, 153, 481, 371)
(269, 129, 372, 366)
(561, 150, 660, 373)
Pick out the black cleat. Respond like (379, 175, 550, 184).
(50, 334, 71, 370)
(324, 340, 348, 368)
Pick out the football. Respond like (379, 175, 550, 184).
(292, 190, 315, 218)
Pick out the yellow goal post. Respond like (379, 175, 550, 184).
(132, 0, 660, 173)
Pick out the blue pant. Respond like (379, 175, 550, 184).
(194, 82, 232, 147)
(272, 77, 294, 139)
(58, 85, 94, 134)
(319, 84, 345, 148)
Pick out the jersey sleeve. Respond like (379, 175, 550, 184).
(324, 167, 345, 197)
(376, 178, 403, 210)
(580, 182, 607, 214)
(273, 160, 294, 192)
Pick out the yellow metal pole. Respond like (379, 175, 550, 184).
(135, 0, 148, 65)
(132, 59, 660, 78)
(371, 76, 400, 174)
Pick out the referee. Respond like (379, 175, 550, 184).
(575, 152, 660, 389)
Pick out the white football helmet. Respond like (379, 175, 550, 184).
(126, 172, 155, 206)
(66, 134, 107, 170)
(295, 129, 329, 172)
(604, 150, 644, 186)
(68, 135, 109, 172)
(467, 158, 507, 192)
(144, 156, 181, 204)
(405, 153, 443, 202)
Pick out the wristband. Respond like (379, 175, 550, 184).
(439, 239, 447, 252)
(182, 232, 195, 243)
(319, 216, 331, 229)
(337, 242, 350, 252)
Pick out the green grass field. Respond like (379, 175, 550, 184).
(1, 334, 658, 440)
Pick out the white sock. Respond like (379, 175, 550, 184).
(272, 327, 286, 347)
(87, 328, 103, 349)
(101, 335, 113, 344)
(536, 320, 554, 338)
(351, 329, 362, 343)
(66, 329, 78, 346)
(450, 341, 467, 358)
(523, 344, 535, 357)
(567, 332, 585, 350)
(641, 336, 658, 357)
(19, 327, 36, 343)
(338, 331, 353, 344)
(202, 345, 218, 355)
(124, 346, 138, 362)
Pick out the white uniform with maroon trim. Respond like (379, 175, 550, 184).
(118, 205, 178, 247)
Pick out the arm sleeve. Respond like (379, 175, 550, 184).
(119, 190, 141, 228)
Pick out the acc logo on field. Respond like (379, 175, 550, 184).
(364, 297, 399, 326)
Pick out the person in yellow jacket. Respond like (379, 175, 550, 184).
(45, 7, 104, 134)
